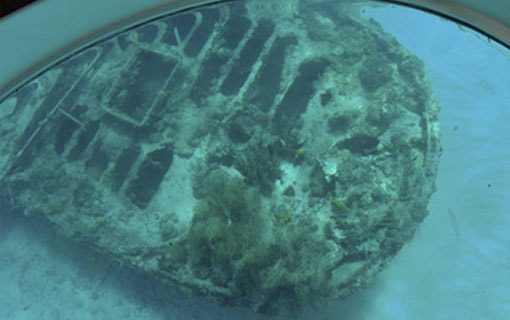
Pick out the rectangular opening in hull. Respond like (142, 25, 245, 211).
(184, 8, 220, 57)
(220, 20, 275, 96)
(67, 121, 100, 162)
(104, 51, 176, 125)
(126, 144, 174, 209)
(111, 146, 141, 192)
(85, 141, 110, 179)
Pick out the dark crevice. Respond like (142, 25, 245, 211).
(190, 53, 229, 105)
(85, 142, 110, 179)
(162, 13, 196, 46)
(274, 59, 330, 130)
(111, 146, 141, 192)
(67, 121, 100, 162)
(117, 34, 130, 50)
(222, 10, 252, 50)
(247, 36, 297, 112)
(220, 20, 275, 96)
(135, 24, 158, 43)
(126, 144, 174, 209)
(184, 8, 220, 57)
(54, 117, 81, 155)
(337, 134, 379, 156)
(110, 51, 176, 123)
(15, 51, 94, 148)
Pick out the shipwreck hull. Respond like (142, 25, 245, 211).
(0, 0, 441, 314)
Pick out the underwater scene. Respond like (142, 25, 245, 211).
(0, 0, 508, 319)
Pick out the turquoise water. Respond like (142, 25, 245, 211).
(0, 1, 509, 319)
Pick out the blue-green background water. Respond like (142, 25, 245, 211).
(0, 3, 509, 319)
